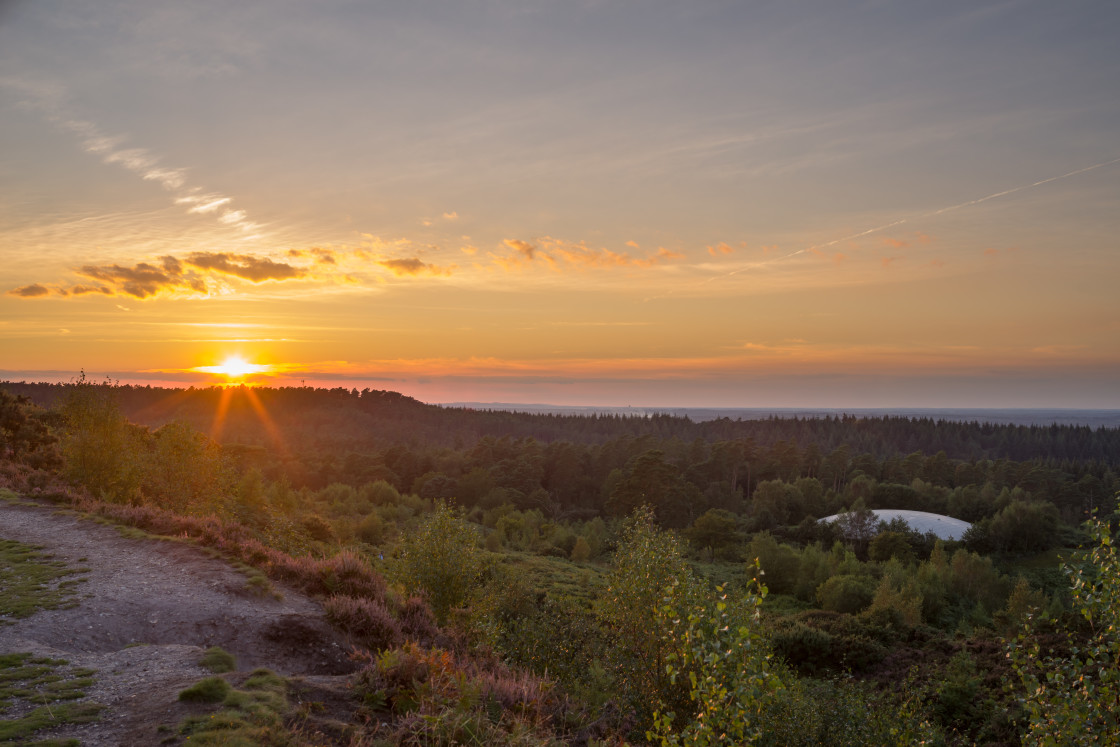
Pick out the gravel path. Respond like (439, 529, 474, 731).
(0, 498, 357, 746)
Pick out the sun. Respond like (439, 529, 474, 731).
(196, 355, 271, 380)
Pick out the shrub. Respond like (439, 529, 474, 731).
(399, 501, 483, 622)
(771, 623, 835, 674)
(323, 595, 402, 650)
(354, 642, 563, 743)
(816, 574, 876, 615)
(1011, 517, 1120, 745)
(357, 512, 383, 544)
(300, 513, 336, 543)
(474, 574, 610, 697)
(933, 650, 986, 730)
(863, 573, 923, 627)
(650, 580, 785, 746)
(360, 480, 401, 506)
(748, 532, 800, 595)
(319, 549, 388, 600)
(398, 595, 440, 644)
(600, 506, 701, 730)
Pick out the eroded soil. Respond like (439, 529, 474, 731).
(0, 498, 359, 745)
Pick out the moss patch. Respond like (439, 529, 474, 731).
(199, 647, 237, 674)
(176, 669, 291, 744)
(0, 538, 86, 624)
(0, 653, 102, 745)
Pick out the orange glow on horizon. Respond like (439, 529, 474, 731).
(193, 355, 272, 382)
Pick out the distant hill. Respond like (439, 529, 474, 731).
(5, 381, 1120, 466)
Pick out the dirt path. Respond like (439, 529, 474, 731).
(0, 498, 357, 746)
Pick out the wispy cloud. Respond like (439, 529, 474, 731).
(288, 248, 338, 265)
(495, 237, 683, 272)
(177, 195, 231, 214)
(503, 239, 537, 260)
(707, 242, 735, 257)
(3, 78, 261, 234)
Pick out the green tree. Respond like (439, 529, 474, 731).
(607, 451, 701, 529)
(570, 535, 592, 562)
(748, 532, 800, 595)
(816, 574, 876, 615)
(142, 420, 223, 513)
(988, 499, 1059, 553)
(57, 374, 144, 501)
(398, 501, 483, 621)
(869, 531, 917, 564)
(684, 508, 743, 560)
(0, 388, 60, 469)
(833, 499, 878, 557)
(750, 479, 800, 528)
(1011, 517, 1120, 745)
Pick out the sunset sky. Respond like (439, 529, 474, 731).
(2, 1, 1118, 407)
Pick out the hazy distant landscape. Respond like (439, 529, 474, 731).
(451, 403, 1120, 428)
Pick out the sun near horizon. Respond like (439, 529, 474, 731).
(192, 355, 273, 385)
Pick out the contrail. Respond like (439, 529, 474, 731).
(655, 155, 1120, 296)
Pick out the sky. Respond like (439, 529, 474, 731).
(2, 0, 1118, 408)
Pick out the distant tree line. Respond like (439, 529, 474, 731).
(6, 381, 1119, 464)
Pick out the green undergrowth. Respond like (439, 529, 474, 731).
(174, 669, 292, 745)
(0, 538, 87, 624)
(0, 489, 28, 505)
(0, 653, 103, 745)
(490, 550, 606, 609)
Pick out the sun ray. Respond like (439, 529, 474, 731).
(210, 385, 235, 442)
(242, 386, 291, 459)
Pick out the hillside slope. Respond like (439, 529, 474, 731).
(0, 498, 356, 745)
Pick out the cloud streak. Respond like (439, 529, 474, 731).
(4, 78, 261, 234)
(185, 252, 305, 282)
(377, 258, 454, 277)
(648, 155, 1120, 299)
(8, 284, 51, 298)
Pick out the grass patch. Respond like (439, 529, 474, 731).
(111, 525, 149, 541)
(0, 653, 102, 744)
(0, 539, 86, 624)
(199, 647, 236, 674)
(178, 676, 231, 704)
(176, 669, 291, 744)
